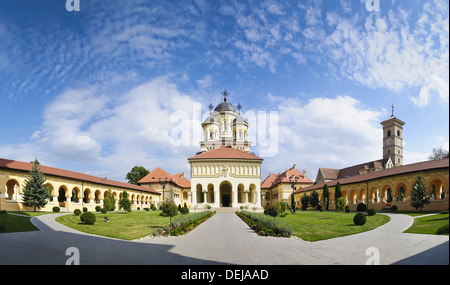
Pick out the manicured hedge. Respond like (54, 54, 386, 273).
(167, 210, 215, 236)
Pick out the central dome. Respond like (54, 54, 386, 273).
(214, 101, 236, 112)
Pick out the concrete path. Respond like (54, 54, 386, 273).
(0, 211, 448, 265)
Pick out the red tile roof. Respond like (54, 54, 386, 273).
(188, 145, 263, 161)
(261, 166, 313, 189)
(296, 158, 449, 194)
(0, 158, 160, 195)
(138, 167, 191, 188)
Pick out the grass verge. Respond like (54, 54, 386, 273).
(403, 213, 449, 235)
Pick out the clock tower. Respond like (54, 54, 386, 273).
(381, 105, 405, 166)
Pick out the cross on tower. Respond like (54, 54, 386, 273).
(391, 104, 395, 116)
(221, 89, 229, 102)
(236, 103, 242, 114)
(208, 103, 214, 114)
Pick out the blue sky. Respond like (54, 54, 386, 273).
(0, 0, 448, 182)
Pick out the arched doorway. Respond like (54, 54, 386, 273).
(220, 181, 232, 207)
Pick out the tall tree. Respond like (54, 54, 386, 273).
(335, 182, 342, 201)
(410, 176, 431, 212)
(118, 191, 132, 212)
(125, 166, 150, 184)
(309, 189, 319, 209)
(428, 145, 449, 160)
(323, 184, 329, 210)
(22, 159, 52, 212)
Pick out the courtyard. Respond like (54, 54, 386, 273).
(0, 208, 448, 265)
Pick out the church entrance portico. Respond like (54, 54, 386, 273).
(219, 181, 232, 207)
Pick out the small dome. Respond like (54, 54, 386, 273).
(233, 115, 246, 123)
(203, 115, 217, 124)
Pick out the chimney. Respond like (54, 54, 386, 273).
(303, 169, 306, 177)
(181, 172, 185, 177)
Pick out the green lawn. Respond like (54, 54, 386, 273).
(403, 213, 449, 235)
(0, 214, 39, 233)
(56, 210, 182, 240)
(279, 211, 390, 242)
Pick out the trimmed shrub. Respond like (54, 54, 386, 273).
(52, 206, 60, 212)
(83, 207, 88, 213)
(95, 206, 102, 212)
(356, 203, 367, 212)
(391, 205, 398, 212)
(180, 206, 189, 215)
(100, 207, 107, 214)
(80, 212, 96, 225)
(345, 206, 351, 213)
(353, 212, 367, 225)
(366, 208, 377, 216)
(436, 224, 449, 235)
(0, 210, 7, 214)
(74, 209, 82, 216)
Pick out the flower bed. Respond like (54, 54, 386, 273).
(154, 210, 215, 237)
(236, 211, 293, 237)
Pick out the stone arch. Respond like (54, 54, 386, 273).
(428, 174, 446, 200)
(6, 179, 20, 200)
(83, 188, 91, 203)
(71, 187, 81, 203)
(94, 190, 101, 204)
(248, 183, 256, 203)
(44, 183, 56, 202)
(381, 182, 394, 203)
(349, 189, 357, 204)
(58, 185, 68, 204)
(196, 184, 203, 203)
(369, 186, 380, 203)
(237, 183, 245, 203)
(219, 180, 232, 207)
(207, 183, 214, 203)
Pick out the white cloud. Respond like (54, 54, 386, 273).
(258, 94, 383, 180)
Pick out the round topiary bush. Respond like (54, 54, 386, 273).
(436, 224, 449, 235)
(345, 206, 351, 213)
(52, 206, 60, 212)
(180, 206, 189, 215)
(366, 208, 376, 216)
(391, 205, 398, 212)
(356, 203, 367, 212)
(80, 212, 96, 225)
(353, 212, 367, 225)
(95, 206, 102, 212)
(101, 207, 107, 214)
(83, 207, 88, 213)
(74, 209, 82, 216)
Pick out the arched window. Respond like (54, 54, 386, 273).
(387, 130, 391, 137)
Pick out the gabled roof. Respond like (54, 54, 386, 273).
(297, 158, 449, 194)
(0, 158, 160, 195)
(188, 145, 263, 161)
(138, 167, 191, 188)
(261, 166, 313, 189)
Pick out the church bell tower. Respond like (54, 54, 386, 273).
(381, 105, 405, 166)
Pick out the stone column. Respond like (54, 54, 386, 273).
(232, 184, 237, 207)
(213, 186, 220, 208)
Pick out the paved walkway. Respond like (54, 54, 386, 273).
(0, 211, 448, 265)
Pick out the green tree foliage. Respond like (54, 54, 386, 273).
(410, 176, 431, 212)
(336, 197, 347, 218)
(125, 166, 150, 184)
(103, 189, 116, 212)
(323, 184, 329, 210)
(301, 193, 310, 210)
(21, 159, 52, 212)
(335, 182, 342, 201)
(161, 201, 178, 227)
(264, 205, 279, 220)
(118, 191, 132, 212)
(309, 189, 319, 209)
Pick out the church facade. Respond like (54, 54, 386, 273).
(188, 90, 264, 210)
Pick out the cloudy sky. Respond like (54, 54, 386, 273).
(0, 0, 448, 182)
